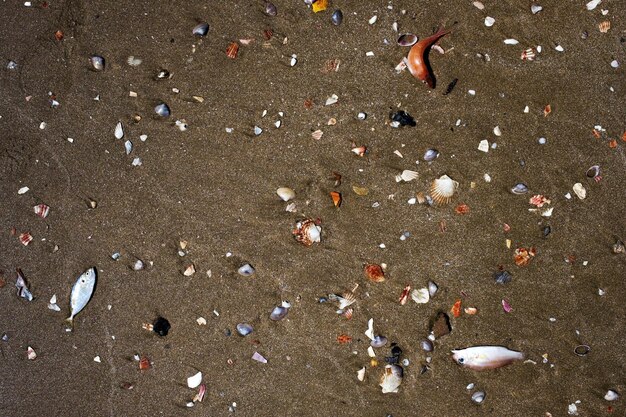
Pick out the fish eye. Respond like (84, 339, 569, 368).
(458, 357, 464, 364)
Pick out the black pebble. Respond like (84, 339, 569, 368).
(153, 317, 171, 337)
(543, 225, 551, 237)
(385, 356, 399, 364)
(391, 344, 402, 357)
(390, 111, 416, 127)
(494, 270, 512, 284)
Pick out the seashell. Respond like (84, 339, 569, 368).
(357, 112, 367, 120)
(411, 288, 430, 304)
(530, 4, 543, 14)
(27, 346, 37, 360)
(342, 308, 353, 319)
(397, 33, 418, 46)
(357, 366, 366, 381)
(504, 39, 519, 45)
(270, 302, 290, 321)
(183, 264, 195, 276)
(493, 126, 502, 136)
(337, 291, 356, 309)
(473, 1, 484, 10)
(331, 9, 343, 25)
(252, 351, 267, 363)
(605, 389, 619, 401)
(510, 183, 528, 194)
(115, 121, 124, 139)
(586, 0, 601, 10)
(192, 22, 209, 37)
(154, 102, 171, 117)
(430, 175, 459, 205)
(521, 48, 536, 61)
(293, 219, 321, 246)
(132, 260, 145, 271)
(16, 269, 34, 301)
(598, 21, 610, 33)
(494, 270, 512, 284)
(427, 281, 439, 297)
(424, 149, 439, 161)
(351, 145, 367, 156)
(238, 263, 255, 276)
(264, 2, 277, 16)
(396, 170, 419, 183)
(276, 187, 295, 201)
(19, 232, 33, 246)
(254, 126, 263, 136)
(464, 307, 478, 315)
(33, 204, 50, 219)
(586, 165, 600, 178)
(127, 56, 142, 67)
(484, 16, 495, 27)
(365, 318, 375, 340)
(371, 335, 388, 348)
(311, 129, 323, 140)
(124, 140, 132, 155)
(420, 340, 434, 352)
(226, 42, 239, 59)
(379, 364, 403, 393)
(612, 240, 625, 254)
(364, 264, 385, 282)
(187, 371, 202, 388)
(236, 323, 253, 336)
(89, 55, 105, 71)
(573, 183, 586, 200)
(471, 391, 486, 404)
(155, 69, 171, 80)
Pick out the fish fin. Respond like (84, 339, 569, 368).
(65, 316, 74, 330)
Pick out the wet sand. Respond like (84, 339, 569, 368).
(1, 0, 625, 416)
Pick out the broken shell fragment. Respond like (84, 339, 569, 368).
(293, 219, 321, 246)
(252, 351, 267, 363)
(27, 346, 37, 360)
(612, 240, 625, 254)
(226, 42, 239, 59)
(396, 170, 419, 182)
(511, 183, 528, 195)
(19, 232, 33, 246)
(114, 122, 124, 139)
(573, 183, 586, 200)
(331, 9, 343, 25)
(187, 371, 202, 389)
(521, 48, 536, 61)
(420, 340, 434, 352)
(33, 204, 50, 218)
(427, 281, 439, 297)
(364, 264, 385, 282)
(397, 33, 418, 46)
(237, 264, 255, 277)
(357, 366, 366, 381)
(236, 323, 253, 336)
(411, 288, 430, 304)
(154, 102, 171, 117)
(424, 149, 439, 161)
(379, 364, 403, 393)
(183, 264, 196, 276)
(192, 22, 209, 37)
(494, 270, 512, 284)
(264, 2, 277, 16)
(604, 389, 619, 401)
(530, 4, 543, 14)
(16, 269, 34, 301)
(89, 55, 105, 71)
(586, 165, 600, 179)
(276, 187, 295, 201)
(430, 175, 459, 205)
(337, 291, 356, 309)
(371, 336, 388, 348)
(471, 391, 486, 404)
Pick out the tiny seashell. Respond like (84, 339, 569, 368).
(89, 55, 105, 71)
(276, 187, 295, 201)
(368, 15, 377, 25)
(325, 94, 338, 106)
(493, 126, 502, 136)
(420, 340, 434, 352)
(371, 335, 388, 348)
(554, 44, 564, 52)
(510, 183, 528, 195)
(254, 126, 263, 136)
(598, 21, 610, 33)
(19, 232, 33, 246)
(357, 112, 367, 120)
(127, 56, 142, 66)
(293, 219, 321, 246)
(530, 4, 543, 14)
(196, 317, 207, 325)
(424, 149, 440, 161)
(27, 346, 37, 360)
(270, 303, 290, 321)
(16, 269, 34, 301)
(311, 129, 323, 140)
(430, 175, 459, 205)
(290, 55, 297, 67)
(264, 2, 277, 16)
(18, 186, 30, 195)
(274, 120, 281, 128)
(114, 122, 124, 139)
(573, 183, 586, 200)
(124, 140, 132, 155)
(357, 366, 366, 381)
(192, 22, 209, 37)
(411, 288, 430, 304)
(183, 264, 195, 276)
(351, 145, 367, 156)
(396, 170, 419, 182)
(132, 260, 145, 271)
(586, 165, 600, 178)
(380, 364, 403, 394)
(364, 264, 385, 282)
(252, 351, 267, 363)
(484, 16, 495, 27)
(187, 371, 202, 388)
(427, 280, 439, 297)
(236, 323, 253, 336)
(494, 270, 512, 284)
(365, 318, 375, 340)
(478, 139, 489, 152)
(397, 33, 418, 46)
(238, 264, 255, 277)
(33, 204, 50, 219)
(471, 391, 486, 404)
(226, 42, 239, 59)
(473, 1, 484, 10)
(604, 389, 619, 401)
(155, 69, 171, 80)
(464, 307, 478, 315)
(154, 102, 171, 117)
(586, 0, 601, 11)
(521, 48, 536, 61)
(331, 9, 343, 26)
(504, 39, 519, 45)
(337, 292, 356, 309)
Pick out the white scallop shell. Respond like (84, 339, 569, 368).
(430, 175, 459, 205)
(380, 364, 403, 393)
(276, 187, 295, 201)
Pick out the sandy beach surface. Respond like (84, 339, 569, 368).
(1, 0, 625, 416)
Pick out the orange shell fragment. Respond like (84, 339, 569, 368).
(455, 204, 470, 214)
(337, 334, 352, 344)
(514, 247, 536, 266)
(608, 139, 617, 149)
(54, 30, 64, 41)
(226, 42, 239, 59)
(330, 191, 342, 207)
(312, 0, 328, 13)
(139, 356, 151, 370)
(543, 104, 551, 117)
(451, 299, 462, 318)
(364, 264, 385, 282)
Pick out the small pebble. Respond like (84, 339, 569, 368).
(538, 137, 547, 144)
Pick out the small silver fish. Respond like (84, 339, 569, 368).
(66, 267, 97, 329)
(452, 346, 524, 370)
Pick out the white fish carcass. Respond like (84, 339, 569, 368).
(451, 346, 524, 370)
(66, 267, 97, 328)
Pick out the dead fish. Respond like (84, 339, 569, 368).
(15, 268, 34, 301)
(66, 267, 97, 329)
(407, 27, 451, 88)
(452, 346, 524, 370)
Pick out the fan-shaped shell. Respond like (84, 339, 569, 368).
(430, 175, 458, 205)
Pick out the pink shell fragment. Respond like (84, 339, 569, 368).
(193, 384, 206, 403)
(33, 204, 50, 218)
(19, 232, 33, 246)
(502, 299, 513, 313)
(252, 351, 267, 363)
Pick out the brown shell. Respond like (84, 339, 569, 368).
(226, 42, 239, 59)
(365, 264, 385, 282)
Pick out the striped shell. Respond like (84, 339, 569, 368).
(430, 175, 458, 205)
(226, 42, 239, 59)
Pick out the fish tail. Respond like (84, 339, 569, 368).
(65, 317, 74, 330)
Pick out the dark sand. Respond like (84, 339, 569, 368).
(1, 0, 625, 416)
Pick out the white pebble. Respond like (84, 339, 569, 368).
(18, 186, 30, 194)
(504, 39, 519, 45)
(368, 15, 377, 25)
(468, 89, 476, 96)
(536, 45, 542, 53)
(565, 192, 572, 199)
(493, 126, 502, 136)
(379, 243, 386, 249)
(554, 44, 564, 52)
(140, 134, 148, 141)
(407, 197, 416, 205)
(531, 4, 543, 14)
(132, 157, 142, 166)
(484, 16, 495, 27)
(366, 51, 375, 57)
(472, 1, 484, 10)
(94, 356, 101, 363)
(483, 173, 491, 182)
(538, 137, 547, 144)
(523, 105, 530, 113)
(39, 122, 47, 129)
(478, 139, 489, 152)
(586, 0, 601, 11)
(610, 60, 619, 68)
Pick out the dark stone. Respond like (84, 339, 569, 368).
(153, 316, 171, 336)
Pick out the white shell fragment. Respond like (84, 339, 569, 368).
(94, 356, 102, 363)
(114, 122, 124, 139)
(395, 170, 419, 182)
(48, 294, 61, 311)
(573, 183, 586, 200)
(478, 140, 489, 152)
(604, 390, 619, 401)
(18, 186, 30, 195)
(27, 346, 37, 360)
(484, 16, 495, 27)
(427, 280, 439, 297)
(493, 126, 502, 136)
(411, 288, 430, 304)
(357, 367, 366, 381)
(183, 264, 196, 276)
(504, 39, 519, 45)
(586, 0, 601, 11)
(238, 264, 255, 277)
(554, 44, 564, 52)
(531, 4, 543, 14)
(368, 15, 377, 25)
(254, 126, 263, 136)
(473, 1, 485, 10)
(365, 318, 375, 340)
(187, 372, 202, 388)
(252, 351, 267, 363)
(124, 140, 133, 155)
(276, 187, 296, 201)
(472, 391, 486, 404)
(325, 94, 339, 106)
